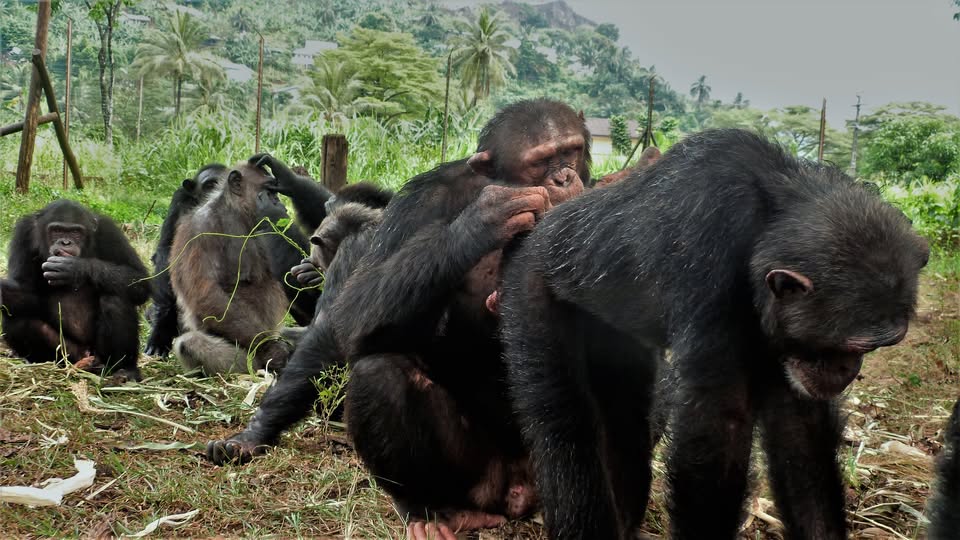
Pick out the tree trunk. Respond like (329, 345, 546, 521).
(175, 76, 182, 119)
(90, 0, 122, 147)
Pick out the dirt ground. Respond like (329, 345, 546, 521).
(0, 271, 957, 539)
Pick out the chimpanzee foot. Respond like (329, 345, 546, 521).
(205, 432, 271, 465)
(406, 511, 506, 540)
(105, 366, 142, 383)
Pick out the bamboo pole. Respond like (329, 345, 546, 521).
(441, 53, 451, 162)
(136, 76, 143, 143)
(818, 98, 827, 163)
(255, 33, 264, 153)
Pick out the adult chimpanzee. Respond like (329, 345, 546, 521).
(288, 182, 394, 289)
(145, 164, 226, 356)
(498, 128, 929, 540)
(0, 200, 149, 381)
(206, 99, 591, 539)
(929, 398, 960, 539)
(170, 162, 297, 375)
(145, 163, 336, 356)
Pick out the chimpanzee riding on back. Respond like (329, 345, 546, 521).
(500, 128, 929, 539)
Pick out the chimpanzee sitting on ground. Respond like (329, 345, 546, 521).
(499, 129, 929, 539)
(206, 99, 591, 540)
(145, 163, 336, 356)
(928, 397, 960, 539)
(1, 200, 149, 381)
(170, 162, 298, 375)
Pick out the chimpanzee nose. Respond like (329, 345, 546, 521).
(553, 168, 576, 187)
(62, 239, 72, 246)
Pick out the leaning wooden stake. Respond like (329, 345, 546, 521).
(255, 33, 264, 153)
(441, 52, 452, 162)
(622, 76, 657, 170)
(1, 112, 58, 137)
(818, 98, 827, 163)
(32, 51, 83, 189)
(62, 18, 72, 189)
(15, 0, 51, 194)
(321, 134, 348, 193)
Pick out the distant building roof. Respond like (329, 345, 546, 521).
(292, 40, 338, 67)
(216, 59, 254, 83)
(119, 13, 151, 24)
(586, 117, 640, 138)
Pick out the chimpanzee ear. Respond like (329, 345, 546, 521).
(182, 178, 196, 190)
(227, 170, 243, 196)
(766, 269, 814, 298)
(578, 110, 585, 121)
(467, 151, 495, 177)
(310, 235, 323, 246)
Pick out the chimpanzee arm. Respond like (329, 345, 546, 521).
(929, 398, 960, 539)
(82, 218, 150, 304)
(6, 215, 44, 288)
(333, 185, 548, 356)
(250, 154, 332, 230)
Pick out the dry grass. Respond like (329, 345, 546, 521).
(0, 259, 957, 539)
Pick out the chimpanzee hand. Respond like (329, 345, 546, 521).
(453, 185, 551, 252)
(41, 256, 86, 288)
(206, 430, 271, 465)
(291, 258, 323, 288)
(249, 153, 300, 196)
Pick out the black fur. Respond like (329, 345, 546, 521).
(499, 129, 929, 539)
(929, 398, 960, 539)
(1, 200, 149, 380)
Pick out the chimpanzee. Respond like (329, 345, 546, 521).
(929, 398, 960, 539)
(498, 128, 929, 539)
(288, 182, 394, 290)
(144, 164, 226, 356)
(145, 164, 334, 356)
(0, 200, 149, 381)
(206, 99, 591, 539)
(170, 162, 297, 375)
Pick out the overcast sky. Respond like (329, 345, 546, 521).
(447, 0, 960, 127)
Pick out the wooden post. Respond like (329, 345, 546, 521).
(62, 18, 72, 189)
(622, 76, 657, 170)
(255, 33, 264, 153)
(321, 134, 348, 192)
(818, 98, 826, 163)
(15, 0, 51, 194)
(849, 94, 862, 175)
(1, 112, 58, 137)
(441, 52, 451, 162)
(136, 76, 143, 143)
(32, 51, 83, 188)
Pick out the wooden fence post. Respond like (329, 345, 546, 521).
(62, 17, 72, 189)
(14, 0, 51, 193)
(33, 51, 83, 188)
(321, 134, 348, 192)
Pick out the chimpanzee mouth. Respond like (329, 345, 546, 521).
(784, 352, 863, 400)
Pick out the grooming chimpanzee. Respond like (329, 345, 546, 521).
(288, 182, 394, 290)
(929, 398, 960, 539)
(170, 162, 297, 375)
(0, 200, 149, 381)
(498, 128, 929, 539)
(144, 164, 226, 356)
(206, 99, 591, 539)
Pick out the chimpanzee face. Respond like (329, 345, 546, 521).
(758, 203, 930, 400)
(46, 223, 88, 257)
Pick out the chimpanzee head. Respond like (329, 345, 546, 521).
(323, 182, 393, 216)
(309, 202, 384, 271)
(35, 200, 98, 258)
(752, 178, 929, 400)
(468, 99, 591, 205)
(224, 162, 284, 220)
(183, 163, 226, 196)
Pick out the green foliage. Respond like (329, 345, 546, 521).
(609, 115, 631, 155)
(357, 11, 396, 32)
(883, 177, 960, 249)
(323, 28, 442, 121)
(450, 7, 516, 105)
(861, 115, 960, 182)
(689, 75, 711, 110)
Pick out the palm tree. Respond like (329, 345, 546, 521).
(132, 12, 224, 119)
(450, 7, 516, 105)
(689, 75, 712, 110)
(300, 56, 364, 123)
